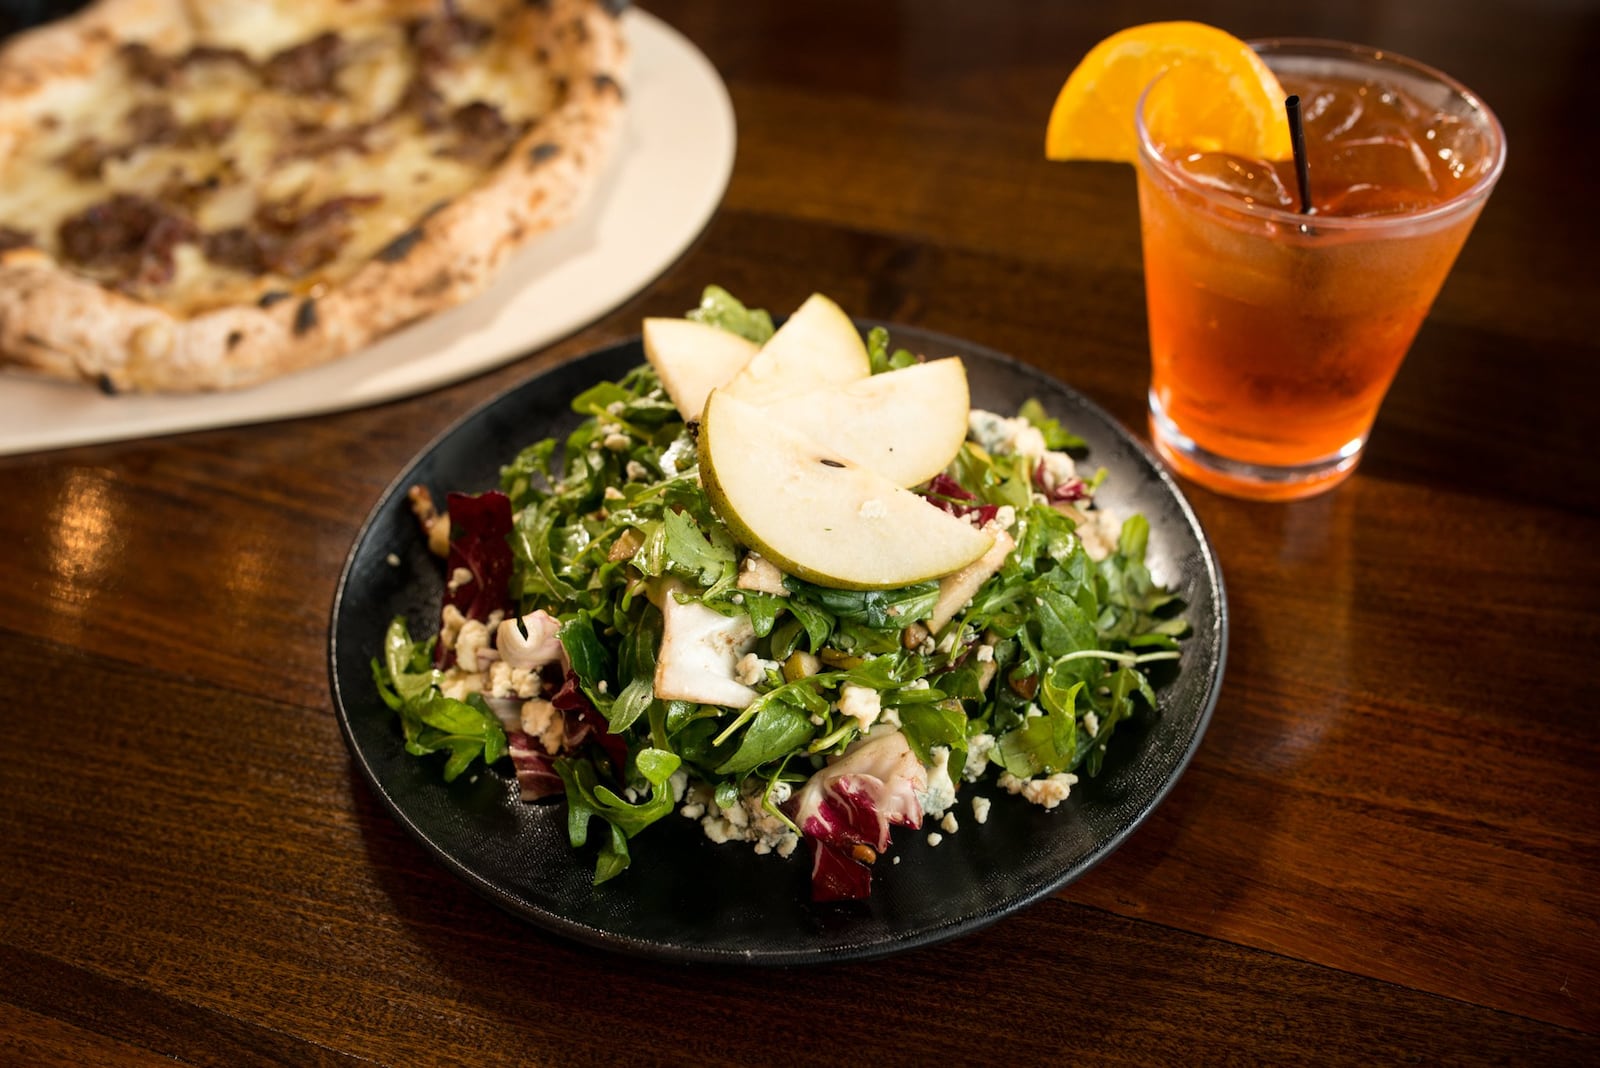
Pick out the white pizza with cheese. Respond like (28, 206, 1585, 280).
(0, 0, 627, 393)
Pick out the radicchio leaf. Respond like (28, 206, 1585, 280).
(922, 474, 998, 527)
(435, 489, 515, 667)
(1034, 460, 1090, 503)
(508, 669, 626, 800)
(810, 831, 875, 901)
(788, 729, 927, 902)
(508, 729, 565, 800)
(550, 671, 629, 775)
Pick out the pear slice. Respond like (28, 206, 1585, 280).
(926, 528, 1015, 632)
(642, 317, 759, 421)
(722, 293, 870, 406)
(701, 390, 994, 590)
(765, 358, 970, 488)
(649, 578, 760, 709)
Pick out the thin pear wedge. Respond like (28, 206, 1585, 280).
(768, 357, 970, 488)
(642, 317, 759, 421)
(700, 390, 994, 590)
(723, 293, 870, 405)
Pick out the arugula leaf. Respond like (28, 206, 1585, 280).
(786, 579, 939, 631)
(664, 699, 715, 736)
(593, 749, 681, 836)
(426, 693, 511, 780)
(1039, 664, 1084, 721)
(661, 507, 737, 589)
(866, 326, 919, 375)
(686, 285, 775, 344)
(616, 601, 661, 683)
(570, 380, 636, 419)
(1034, 586, 1099, 660)
(1096, 515, 1187, 647)
(556, 747, 683, 884)
(378, 616, 438, 704)
(732, 591, 786, 638)
(372, 618, 507, 782)
(1077, 664, 1162, 776)
(898, 701, 968, 772)
(606, 676, 655, 733)
(716, 702, 815, 775)
(711, 674, 835, 771)
(593, 823, 631, 885)
(843, 652, 928, 689)
(499, 437, 557, 511)
(996, 683, 1079, 778)
(1011, 500, 1089, 581)
(783, 597, 834, 652)
(1018, 398, 1086, 451)
(558, 612, 613, 697)
(932, 660, 988, 702)
(511, 497, 580, 605)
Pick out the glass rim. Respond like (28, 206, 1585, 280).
(1134, 37, 1508, 233)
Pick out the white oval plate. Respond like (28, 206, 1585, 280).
(0, 9, 735, 456)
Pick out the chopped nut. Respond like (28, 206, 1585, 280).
(736, 552, 789, 596)
(406, 485, 451, 557)
(901, 621, 931, 651)
(607, 527, 645, 562)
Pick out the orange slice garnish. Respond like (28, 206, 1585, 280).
(1045, 22, 1293, 162)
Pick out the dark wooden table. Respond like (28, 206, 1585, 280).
(3, 1, 1597, 1063)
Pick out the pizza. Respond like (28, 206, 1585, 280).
(0, 0, 627, 393)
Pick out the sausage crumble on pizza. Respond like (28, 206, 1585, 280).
(0, 0, 627, 393)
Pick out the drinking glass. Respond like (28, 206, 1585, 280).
(1135, 39, 1506, 500)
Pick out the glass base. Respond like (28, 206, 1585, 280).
(1148, 390, 1363, 502)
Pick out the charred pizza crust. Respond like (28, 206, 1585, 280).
(0, 0, 626, 393)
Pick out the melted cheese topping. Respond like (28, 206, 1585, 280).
(0, 1, 556, 315)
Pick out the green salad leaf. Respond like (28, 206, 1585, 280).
(866, 325, 919, 374)
(687, 285, 775, 344)
(1019, 397, 1087, 452)
(372, 618, 507, 782)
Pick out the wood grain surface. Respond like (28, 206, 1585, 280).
(2, 0, 1597, 1063)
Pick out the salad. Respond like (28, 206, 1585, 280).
(373, 288, 1186, 901)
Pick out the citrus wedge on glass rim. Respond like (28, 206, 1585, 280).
(1045, 21, 1293, 163)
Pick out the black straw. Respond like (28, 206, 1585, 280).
(1285, 94, 1313, 214)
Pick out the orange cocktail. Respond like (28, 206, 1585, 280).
(1136, 40, 1505, 500)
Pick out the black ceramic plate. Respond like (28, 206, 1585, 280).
(329, 325, 1227, 964)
